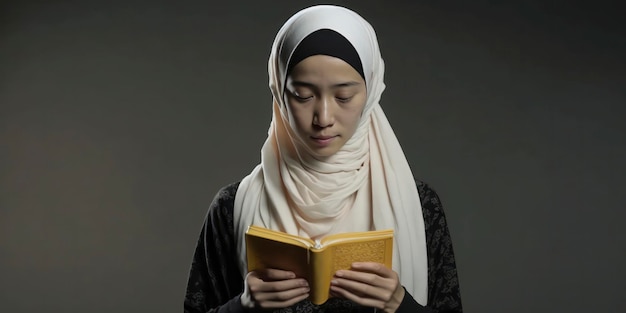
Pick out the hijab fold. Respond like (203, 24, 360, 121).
(233, 5, 428, 304)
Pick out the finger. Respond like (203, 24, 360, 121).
(250, 277, 309, 293)
(259, 268, 297, 281)
(246, 270, 264, 282)
(331, 276, 392, 301)
(335, 268, 390, 287)
(257, 292, 310, 310)
(330, 284, 384, 309)
(253, 285, 309, 302)
(349, 262, 395, 278)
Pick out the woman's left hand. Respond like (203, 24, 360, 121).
(330, 262, 405, 313)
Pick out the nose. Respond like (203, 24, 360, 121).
(313, 96, 335, 128)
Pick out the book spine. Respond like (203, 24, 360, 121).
(309, 248, 332, 305)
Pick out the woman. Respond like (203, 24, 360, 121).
(184, 5, 462, 313)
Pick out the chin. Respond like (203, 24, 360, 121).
(309, 146, 340, 158)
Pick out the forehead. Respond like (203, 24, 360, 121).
(288, 55, 364, 84)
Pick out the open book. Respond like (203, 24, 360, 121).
(245, 225, 394, 305)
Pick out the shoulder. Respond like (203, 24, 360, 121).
(415, 179, 443, 208)
(210, 181, 241, 206)
(414, 180, 448, 233)
(206, 181, 241, 222)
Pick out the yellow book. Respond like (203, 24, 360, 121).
(245, 225, 394, 305)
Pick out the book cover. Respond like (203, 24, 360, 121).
(245, 225, 394, 304)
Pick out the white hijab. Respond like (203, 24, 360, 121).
(233, 5, 428, 304)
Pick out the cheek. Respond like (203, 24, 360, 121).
(345, 99, 367, 131)
(346, 114, 362, 135)
(285, 101, 310, 134)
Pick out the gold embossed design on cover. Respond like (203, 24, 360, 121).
(332, 240, 387, 272)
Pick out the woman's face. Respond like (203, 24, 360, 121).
(285, 55, 367, 158)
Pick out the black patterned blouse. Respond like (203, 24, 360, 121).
(184, 181, 462, 313)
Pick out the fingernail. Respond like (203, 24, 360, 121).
(330, 279, 338, 285)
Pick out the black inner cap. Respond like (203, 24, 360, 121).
(287, 29, 365, 80)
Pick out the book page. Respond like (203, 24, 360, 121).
(318, 229, 393, 248)
(246, 225, 314, 248)
(246, 236, 310, 280)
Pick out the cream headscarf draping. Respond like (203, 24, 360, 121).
(233, 5, 428, 304)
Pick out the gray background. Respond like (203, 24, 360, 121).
(1, 1, 624, 312)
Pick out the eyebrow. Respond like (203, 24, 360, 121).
(290, 80, 362, 88)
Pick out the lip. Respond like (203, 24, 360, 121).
(311, 135, 337, 146)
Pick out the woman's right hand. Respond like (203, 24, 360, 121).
(241, 269, 310, 310)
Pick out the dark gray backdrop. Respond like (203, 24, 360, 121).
(1, 1, 624, 312)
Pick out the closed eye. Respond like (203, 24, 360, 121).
(289, 90, 313, 102)
(297, 95, 313, 100)
(336, 96, 354, 103)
